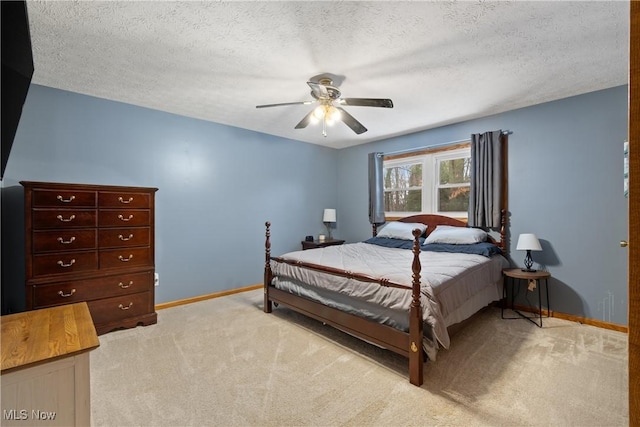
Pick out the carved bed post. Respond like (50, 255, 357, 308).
(264, 221, 273, 313)
(372, 223, 378, 237)
(408, 228, 424, 386)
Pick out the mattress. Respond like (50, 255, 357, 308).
(270, 242, 509, 360)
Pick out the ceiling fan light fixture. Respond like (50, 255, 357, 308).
(313, 105, 325, 120)
(324, 106, 333, 125)
(327, 106, 341, 123)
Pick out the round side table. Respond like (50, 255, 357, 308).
(502, 268, 551, 327)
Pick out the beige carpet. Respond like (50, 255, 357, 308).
(90, 289, 628, 426)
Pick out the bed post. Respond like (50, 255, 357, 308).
(408, 228, 424, 386)
(264, 221, 273, 313)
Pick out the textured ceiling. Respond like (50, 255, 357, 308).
(26, 1, 629, 149)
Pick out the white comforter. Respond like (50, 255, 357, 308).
(271, 242, 508, 360)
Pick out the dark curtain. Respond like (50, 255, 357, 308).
(468, 130, 503, 228)
(368, 152, 385, 224)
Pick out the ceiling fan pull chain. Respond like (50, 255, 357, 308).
(322, 115, 327, 137)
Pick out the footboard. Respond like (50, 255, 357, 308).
(263, 221, 425, 386)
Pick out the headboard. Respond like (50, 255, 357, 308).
(397, 214, 467, 237)
(374, 212, 507, 253)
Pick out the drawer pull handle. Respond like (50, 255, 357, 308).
(57, 214, 76, 222)
(118, 234, 134, 241)
(56, 195, 76, 203)
(57, 236, 76, 244)
(58, 289, 76, 298)
(118, 214, 134, 222)
(119, 254, 134, 262)
(57, 259, 76, 268)
(119, 281, 133, 289)
(118, 196, 134, 204)
(119, 302, 133, 310)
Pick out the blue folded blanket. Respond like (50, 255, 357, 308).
(364, 237, 501, 257)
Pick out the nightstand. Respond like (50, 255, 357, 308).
(502, 268, 551, 327)
(301, 238, 345, 250)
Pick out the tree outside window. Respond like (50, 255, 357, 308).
(383, 162, 422, 212)
(437, 157, 470, 213)
(383, 145, 470, 217)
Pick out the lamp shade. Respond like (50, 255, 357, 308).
(516, 233, 542, 251)
(323, 208, 336, 223)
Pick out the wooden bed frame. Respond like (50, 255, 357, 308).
(263, 212, 507, 387)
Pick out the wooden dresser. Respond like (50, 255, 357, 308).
(21, 181, 158, 335)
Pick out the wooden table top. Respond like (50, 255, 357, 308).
(503, 268, 551, 280)
(1, 302, 100, 374)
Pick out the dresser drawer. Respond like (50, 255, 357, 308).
(99, 247, 152, 269)
(32, 251, 98, 277)
(31, 271, 153, 308)
(99, 227, 150, 248)
(32, 209, 97, 229)
(99, 191, 150, 208)
(87, 291, 153, 324)
(32, 189, 97, 208)
(33, 229, 97, 253)
(99, 209, 150, 227)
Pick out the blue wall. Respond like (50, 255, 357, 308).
(2, 84, 339, 311)
(2, 84, 629, 325)
(337, 85, 629, 325)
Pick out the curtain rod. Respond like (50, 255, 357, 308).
(380, 130, 512, 157)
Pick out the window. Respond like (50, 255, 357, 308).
(383, 161, 422, 213)
(383, 145, 471, 218)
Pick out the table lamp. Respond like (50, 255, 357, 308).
(323, 208, 336, 239)
(516, 233, 542, 272)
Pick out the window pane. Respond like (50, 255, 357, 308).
(384, 163, 422, 190)
(438, 187, 469, 212)
(384, 190, 422, 212)
(439, 158, 470, 185)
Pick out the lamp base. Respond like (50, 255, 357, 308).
(521, 268, 538, 273)
(324, 223, 332, 240)
(522, 250, 535, 272)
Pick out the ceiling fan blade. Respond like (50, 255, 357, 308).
(339, 98, 394, 108)
(294, 110, 315, 129)
(336, 107, 367, 134)
(256, 101, 313, 109)
(307, 81, 329, 99)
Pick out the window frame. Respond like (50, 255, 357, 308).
(383, 143, 471, 219)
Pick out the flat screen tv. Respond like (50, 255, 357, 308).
(1, 0, 34, 179)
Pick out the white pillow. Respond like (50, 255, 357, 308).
(425, 225, 487, 244)
(377, 222, 427, 240)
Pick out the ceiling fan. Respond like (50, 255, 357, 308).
(256, 77, 393, 137)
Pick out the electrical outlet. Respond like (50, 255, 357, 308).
(154, 273, 159, 287)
